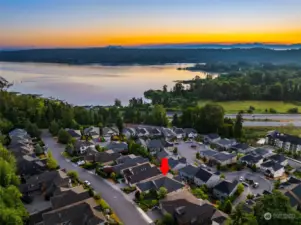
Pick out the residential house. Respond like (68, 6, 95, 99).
(260, 160, 285, 178)
(268, 154, 288, 166)
(239, 154, 264, 168)
(9, 128, 30, 139)
(122, 127, 136, 138)
(147, 127, 162, 137)
(266, 131, 301, 152)
(110, 155, 149, 175)
(173, 127, 185, 139)
(83, 126, 100, 139)
(204, 134, 221, 144)
(105, 141, 128, 154)
(168, 157, 187, 171)
(136, 176, 185, 194)
(183, 128, 198, 139)
(211, 152, 237, 166)
(147, 139, 164, 155)
(179, 165, 199, 182)
(194, 168, 220, 188)
(280, 183, 301, 210)
(65, 128, 81, 139)
(161, 127, 177, 140)
(19, 170, 71, 196)
(123, 162, 162, 186)
(136, 138, 148, 149)
(73, 139, 95, 155)
(103, 126, 119, 138)
(42, 197, 106, 225)
(17, 154, 46, 177)
(250, 147, 274, 159)
(84, 149, 120, 166)
(136, 127, 150, 137)
(214, 139, 237, 151)
(162, 139, 174, 151)
(156, 148, 171, 161)
(213, 180, 239, 200)
(231, 143, 253, 154)
(199, 149, 219, 161)
(159, 190, 228, 225)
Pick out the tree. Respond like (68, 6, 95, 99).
(158, 187, 168, 199)
(163, 84, 168, 93)
(223, 199, 233, 214)
(274, 179, 281, 189)
(25, 121, 41, 138)
(110, 172, 116, 180)
(158, 213, 176, 225)
(173, 147, 178, 154)
(229, 202, 258, 225)
(236, 183, 244, 195)
(220, 173, 225, 179)
(196, 152, 200, 159)
(67, 170, 79, 181)
(254, 191, 301, 225)
(116, 117, 124, 136)
(58, 128, 72, 144)
(172, 113, 179, 127)
(49, 120, 60, 136)
(34, 144, 44, 156)
(234, 112, 244, 139)
(114, 98, 122, 107)
(46, 151, 58, 170)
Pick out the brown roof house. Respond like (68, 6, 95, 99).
(160, 190, 228, 225)
(123, 162, 162, 186)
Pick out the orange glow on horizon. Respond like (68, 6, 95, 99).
(1, 30, 301, 48)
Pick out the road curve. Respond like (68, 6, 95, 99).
(41, 130, 150, 225)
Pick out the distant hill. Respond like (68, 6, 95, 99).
(136, 43, 301, 50)
(1, 47, 301, 65)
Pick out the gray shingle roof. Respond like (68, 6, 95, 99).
(137, 177, 184, 193)
(212, 152, 235, 162)
(147, 139, 163, 149)
(179, 165, 199, 176)
(261, 160, 283, 171)
(194, 168, 214, 182)
(214, 180, 238, 195)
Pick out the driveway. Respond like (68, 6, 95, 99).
(41, 130, 150, 225)
(177, 142, 200, 164)
(223, 171, 273, 195)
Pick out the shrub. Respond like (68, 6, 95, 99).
(287, 107, 299, 114)
(82, 162, 97, 170)
(88, 188, 95, 197)
(94, 194, 101, 200)
(269, 108, 277, 113)
(71, 156, 82, 163)
(249, 106, 255, 111)
(67, 170, 79, 181)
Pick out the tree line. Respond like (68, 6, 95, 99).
(144, 63, 301, 108)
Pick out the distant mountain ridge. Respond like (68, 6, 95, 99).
(1, 43, 301, 51)
(1, 47, 301, 65)
(135, 43, 301, 49)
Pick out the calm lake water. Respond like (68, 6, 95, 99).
(0, 62, 212, 106)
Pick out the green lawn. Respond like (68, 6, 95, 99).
(197, 100, 301, 114)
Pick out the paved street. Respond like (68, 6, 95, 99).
(41, 130, 150, 225)
(224, 171, 273, 195)
(177, 142, 200, 165)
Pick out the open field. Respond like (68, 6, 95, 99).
(243, 125, 301, 145)
(197, 100, 301, 114)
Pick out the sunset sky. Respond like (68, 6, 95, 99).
(1, 0, 301, 48)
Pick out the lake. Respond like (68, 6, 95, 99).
(0, 62, 212, 106)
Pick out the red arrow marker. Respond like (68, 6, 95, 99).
(160, 158, 169, 175)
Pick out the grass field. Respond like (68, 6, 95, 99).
(197, 100, 301, 114)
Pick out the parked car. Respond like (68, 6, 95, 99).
(239, 176, 244, 182)
(84, 180, 91, 186)
(77, 160, 85, 166)
(242, 182, 249, 187)
(201, 164, 207, 168)
(253, 182, 259, 188)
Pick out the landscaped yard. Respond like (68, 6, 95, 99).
(197, 100, 301, 114)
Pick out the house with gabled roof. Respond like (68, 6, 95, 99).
(179, 164, 199, 182)
(136, 176, 185, 194)
(194, 168, 220, 188)
(260, 160, 285, 178)
(213, 180, 239, 200)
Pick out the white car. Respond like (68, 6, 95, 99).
(84, 180, 91, 186)
(253, 182, 259, 188)
(77, 160, 85, 166)
(239, 176, 244, 182)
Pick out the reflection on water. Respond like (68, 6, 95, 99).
(0, 62, 212, 105)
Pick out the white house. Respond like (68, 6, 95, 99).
(194, 168, 220, 188)
(213, 180, 239, 200)
(260, 160, 285, 178)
